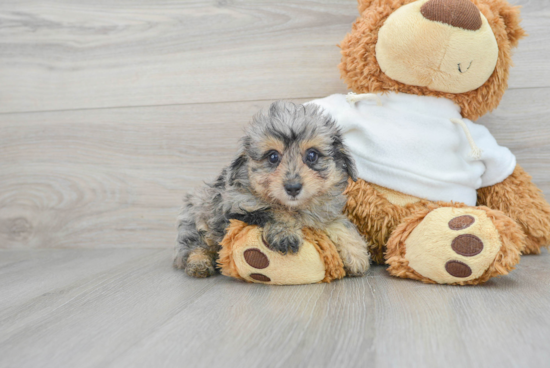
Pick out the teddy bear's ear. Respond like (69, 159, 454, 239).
(498, 3, 527, 48)
(357, 0, 410, 15)
(357, 0, 375, 14)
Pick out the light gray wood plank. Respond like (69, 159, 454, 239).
(0, 249, 223, 368)
(370, 251, 550, 368)
(0, 0, 353, 113)
(110, 274, 376, 368)
(1, 87, 549, 249)
(0, 248, 157, 310)
(479, 87, 550, 190)
(0, 99, 293, 249)
(1, 249, 548, 368)
(0, 0, 547, 114)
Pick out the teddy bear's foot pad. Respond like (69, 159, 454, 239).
(387, 204, 524, 285)
(403, 207, 503, 284)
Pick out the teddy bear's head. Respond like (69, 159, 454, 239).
(339, 0, 526, 120)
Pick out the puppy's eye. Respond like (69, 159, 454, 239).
(268, 151, 280, 164)
(305, 150, 318, 164)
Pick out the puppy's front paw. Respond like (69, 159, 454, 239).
(344, 264, 369, 277)
(264, 229, 303, 254)
(342, 252, 370, 277)
(338, 240, 371, 277)
(325, 220, 371, 277)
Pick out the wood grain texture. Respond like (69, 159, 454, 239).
(0, 0, 353, 113)
(0, 99, 278, 248)
(0, 248, 155, 311)
(0, 0, 548, 113)
(0, 248, 549, 368)
(1, 88, 549, 249)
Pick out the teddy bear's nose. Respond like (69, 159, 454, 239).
(420, 0, 482, 31)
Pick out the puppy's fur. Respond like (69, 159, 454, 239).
(174, 101, 371, 278)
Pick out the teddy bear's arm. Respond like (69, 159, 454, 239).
(477, 165, 550, 254)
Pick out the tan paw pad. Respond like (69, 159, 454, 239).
(404, 207, 502, 284)
(249, 273, 271, 282)
(451, 234, 483, 256)
(243, 248, 269, 269)
(448, 215, 475, 230)
(444, 260, 472, 278)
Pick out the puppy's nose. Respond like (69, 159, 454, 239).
(420, 0, 482, 31)
(284, 183, 302, 197)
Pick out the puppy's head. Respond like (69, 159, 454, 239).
(231, 101, 357, 209)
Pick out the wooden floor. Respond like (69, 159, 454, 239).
(0, 248, 549, 368)
(1, 0, 550, 367)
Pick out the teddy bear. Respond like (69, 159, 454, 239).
(219, 0, 550, 286)
(313, 0, 550, 285)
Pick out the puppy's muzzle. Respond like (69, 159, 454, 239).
(284, 182, 302, 197)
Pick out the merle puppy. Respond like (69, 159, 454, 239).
(174, 101, 371, 278)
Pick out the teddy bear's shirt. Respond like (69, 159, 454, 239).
(308, 93, 516, 206)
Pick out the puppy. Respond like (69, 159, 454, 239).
(174, 101, 371, 278)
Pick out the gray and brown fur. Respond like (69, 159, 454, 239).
(174, 101, 371, 278)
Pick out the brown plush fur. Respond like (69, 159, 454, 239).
(339, 0, 526, 120)
(478, 165, 550, 254)
(385, 203, 525, 285)
(303, 227, 347, 282)
(344, 178, 434, 264)
(346, 167, 550, 264)
(218, 219, 250, 281)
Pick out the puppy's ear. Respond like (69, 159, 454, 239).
(333, 136, 358, 182)
(228, 153, 248, 186)
(340, 150, 358, 182)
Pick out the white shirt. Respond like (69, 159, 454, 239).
(307, 93, 516, 206)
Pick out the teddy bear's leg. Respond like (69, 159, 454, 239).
(324, 219, 371, 276)
(344, 178, 432, 264)
(477, 165, 550, 255)
(385, 203, 525, 285)
(218, 220, 346, 284)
